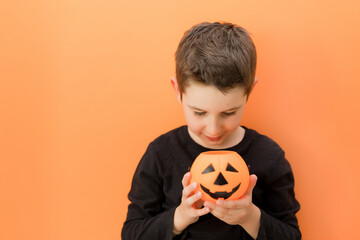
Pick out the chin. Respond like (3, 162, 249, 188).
(201, 138, 225, 148)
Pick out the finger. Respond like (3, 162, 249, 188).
(205, 202, 227, 219)
(196, 206, 210, 216)
(216, 199, 239, 209)
(183, 182, 198, 198)
(245, 174, 258, 195)
(186, 191, 202, 205)
(203, 201, 215, 209)
(182, 172, 191, 188)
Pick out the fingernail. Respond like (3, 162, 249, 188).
(216, 200, 224, 205)
(204, 201, 211, 208)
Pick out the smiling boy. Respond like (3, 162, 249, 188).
(172, 79, 249, 149)
(122, 22, 301, 240)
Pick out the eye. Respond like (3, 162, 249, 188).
(194, 111, 206, 116)
(226, 163, 238, 172)
(202, 164, 215, 174)
(222, 111, 236, 117)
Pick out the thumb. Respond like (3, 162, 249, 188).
(246, 174, 258, 195)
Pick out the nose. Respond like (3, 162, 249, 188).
(206, 116, 222, 136)
(214, 172, 228, 186)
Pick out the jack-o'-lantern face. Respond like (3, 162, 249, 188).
(190, 151, 249, 203)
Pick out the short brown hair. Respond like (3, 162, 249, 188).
(175, 22, 257, 96)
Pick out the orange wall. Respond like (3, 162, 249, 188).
(1, 1, 359, 239)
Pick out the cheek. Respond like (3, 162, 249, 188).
(223, 119, 241, 131)
(184, 113, 203, 133)
(224, 113, 244, 130)
(188, 120, 203, 134)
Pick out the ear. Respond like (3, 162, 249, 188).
(246, 77, 258, 101)
(253, 77, 259, 89)
(170, 76, 182, 103)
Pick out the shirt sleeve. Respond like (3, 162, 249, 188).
(254, 152, 301, 240)
(121, 143, 176, 240)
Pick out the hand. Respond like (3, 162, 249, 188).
(173, 172, 210, 233)
(203, 174, 261, 238)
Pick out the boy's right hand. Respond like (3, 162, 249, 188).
(173, 172, 210, 234)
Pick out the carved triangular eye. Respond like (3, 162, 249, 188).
(226, 163, 238, 172)
(202, 164, 215, 174)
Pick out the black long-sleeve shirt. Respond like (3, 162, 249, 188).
(122, 126, 301, 240)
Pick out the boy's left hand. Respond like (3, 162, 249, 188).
(203, 174, 260, 226)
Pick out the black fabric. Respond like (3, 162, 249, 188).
(121, 126, 301, 240)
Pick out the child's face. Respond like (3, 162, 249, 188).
(176, 80, 248, 149)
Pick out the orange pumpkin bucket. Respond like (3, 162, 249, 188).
(190, 151, 250, 203)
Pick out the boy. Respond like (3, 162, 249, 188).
(121, 22, 301, 240)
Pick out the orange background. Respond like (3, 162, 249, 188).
(1, 0, 360, 239)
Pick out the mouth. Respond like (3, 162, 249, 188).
(200, 183, 240, 200)
(205, 135, 222, 141)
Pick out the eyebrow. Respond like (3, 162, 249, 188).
(188, 105, 242, 112)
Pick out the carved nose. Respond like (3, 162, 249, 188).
(214, 172, 228, 186)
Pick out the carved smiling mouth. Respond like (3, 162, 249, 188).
(200, 183, 240, 199)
